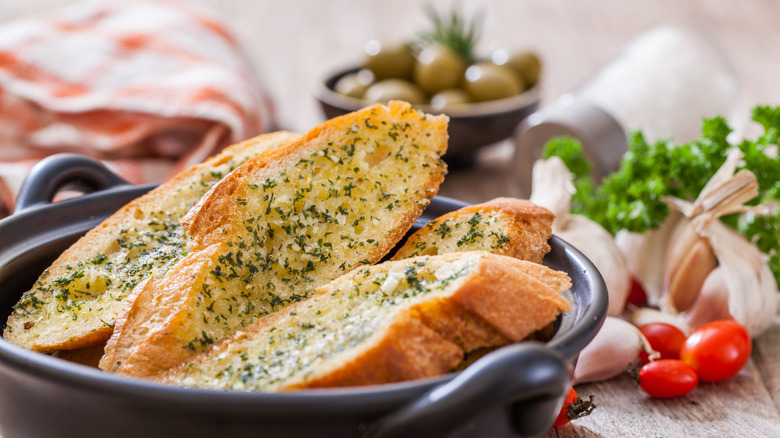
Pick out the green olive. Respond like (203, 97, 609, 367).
(463, 63, 523, 102)
(334, 69, 375, 99)
(430, 89, 472, 110)
(413, 45, 466, 95)
(363, 79, 426, 105)
(363, 41, 415, 80)
(492, 49, 541, 87)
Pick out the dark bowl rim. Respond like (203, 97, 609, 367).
(316, 65, 541, 119)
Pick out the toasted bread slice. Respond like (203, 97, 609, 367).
(391, 197, 554, 263)
(161, 251, 571, 391)
(100, 101, 449, 377)
(4, 131, 300, 352)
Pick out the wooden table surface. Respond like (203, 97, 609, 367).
(2, 1, 779, 437)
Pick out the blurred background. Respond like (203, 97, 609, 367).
(0, 0, 777, 208)
(2, 0, 776, 134)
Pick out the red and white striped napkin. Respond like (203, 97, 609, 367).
(0, 0, 275, 217)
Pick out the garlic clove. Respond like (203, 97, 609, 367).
(682, 266, 731, 331)
(573, 317, 656, 384)
(665, 238, 718, 312)
(555, 217, 631, 316)
(529, 157, 574, 221)
(665, 216, 700, 276)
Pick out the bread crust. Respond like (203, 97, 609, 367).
(100, 243, 226, 375)
(4, 131, 300, 352)
(293, 258, 571, 390)
(285, 311, 465, 389)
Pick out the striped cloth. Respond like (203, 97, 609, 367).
(0, 0, 275, 217)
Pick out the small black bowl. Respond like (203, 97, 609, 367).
(317, 67, 541, 166)
(0, 154, 606, 438)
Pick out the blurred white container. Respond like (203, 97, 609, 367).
(515, 24, 741, 194)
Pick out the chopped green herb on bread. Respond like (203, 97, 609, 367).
(100, 101, 450, 377)
(391, 197, 554, 263)
(4, 131, 300, 352)
(161, 251, 571, 392)
(7, 99, 572, 394)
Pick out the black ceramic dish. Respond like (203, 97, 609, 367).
(0, 154, 607, 438)
(317, 67, 540, 166)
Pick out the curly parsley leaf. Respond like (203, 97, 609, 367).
(543, 106, 780, 287)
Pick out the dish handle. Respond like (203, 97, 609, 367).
(14, 154, 131, 214)
(367, 342, 572, 438)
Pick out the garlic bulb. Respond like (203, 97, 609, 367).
(530, 157, 631, 316)
(661, 149, 777, 336)
(698, 218, 777, 335)
(663, 219, 719, 313)
(573, 317, 655, 384)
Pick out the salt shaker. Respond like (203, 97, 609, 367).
(514, 25, 741, 194)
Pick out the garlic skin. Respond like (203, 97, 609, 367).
(573, 317, 653, 384)
(530, 157, 631, 316)
(704, 219, 778, 335)
(615, 211, 681, 308)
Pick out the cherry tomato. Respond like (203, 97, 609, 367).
(638, 322, 687, 363)
(680, 320, 751, 382)
(638, 359, 698, 398)
(553, 387, 578, 427)
(625, 278, 647, 308)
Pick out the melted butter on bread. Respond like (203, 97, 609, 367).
(161, 251, 571, 392)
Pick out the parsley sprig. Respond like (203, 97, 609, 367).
(544, 105, 780, 286)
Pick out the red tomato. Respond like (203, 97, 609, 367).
(680, 320, 751, 382)
(638, 359, 698, 398)
(553, 387, 578, 427)
(626, 278, 648, 308)
(638, 322, 687, 363)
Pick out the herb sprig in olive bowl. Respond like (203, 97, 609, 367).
(316, 7, 541, 164)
